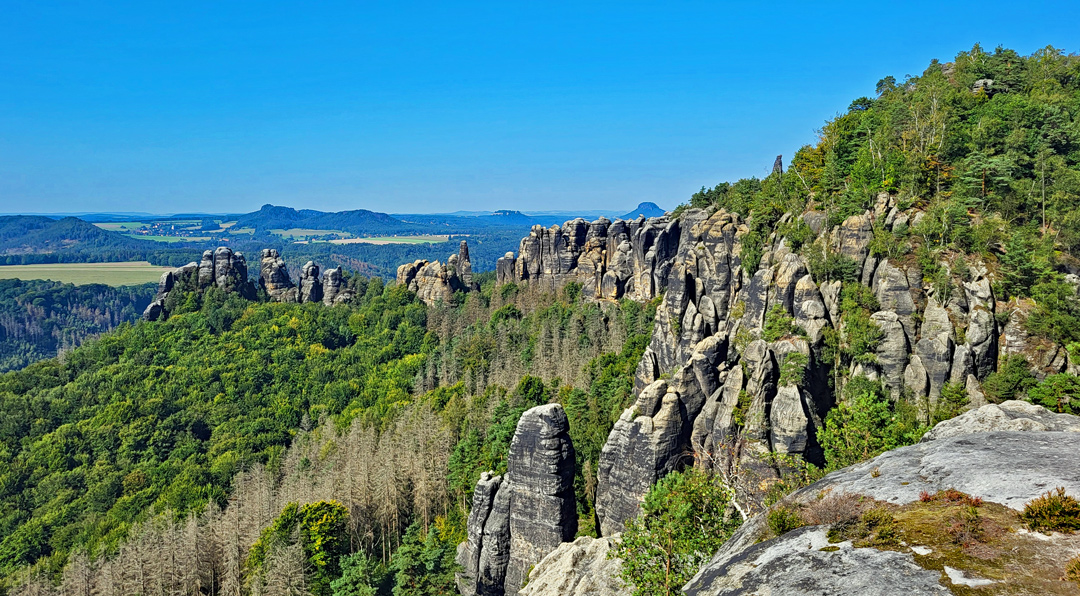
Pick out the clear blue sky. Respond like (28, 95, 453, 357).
(1, 1, 1077, 215)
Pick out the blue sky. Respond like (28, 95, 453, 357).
(1, 1, 1078, 215)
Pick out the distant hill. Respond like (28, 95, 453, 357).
(232, 204, 420, 235)
(0, 216, 159, 255)
(619, 202, 666, 219)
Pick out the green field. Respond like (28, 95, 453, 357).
(95, 222, 146, 231)
(0, 262, 172, 286)
(270, 228, 350, 239)
(125, 234, 210, 243)
(330, 235, 450, 245)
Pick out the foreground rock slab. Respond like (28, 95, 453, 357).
(684, 526, 949, 596)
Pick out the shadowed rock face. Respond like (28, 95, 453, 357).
(456, 404, 577, 596)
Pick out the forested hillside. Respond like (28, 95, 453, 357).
(0, 270, 656, 595)
(0, 280, 154, 372)
(691, 45, 1080, 313)
(3, 44, 1080, 596)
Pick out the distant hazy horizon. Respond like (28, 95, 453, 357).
(2, 1, 1077, 214)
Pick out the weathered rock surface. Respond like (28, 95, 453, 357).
(143, 246, 350, 321)
(397, 241, 475, 305)
(518, 536, 627, 596)
(684, 406, 1080, 595)
(142, 246, 252, 320)
(684, 526, 949, 596)
(259, 249, 298, 302)
(299, 261, 323, 304)
(457, 404, 577, 596)
(921, 400, 1080, 441)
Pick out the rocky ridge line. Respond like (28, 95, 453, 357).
(142, 246, 355, 321)
(458, 194, 1080, 593)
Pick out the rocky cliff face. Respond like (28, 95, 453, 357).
(143, 246, 355, 321)
(478, 196, 1080, 544)
(495, 216, 679, 301)
(398, 240, 476, 305)
(456, 404, 577, 596)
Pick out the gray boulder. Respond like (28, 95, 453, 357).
(921, 400, 1080, 441)
(518, 536, 627, 596)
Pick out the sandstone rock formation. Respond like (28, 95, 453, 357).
(142, 247, 353, 321)
(517, 536, 627, 596)
(495, 216, 679, 301)
(142, 246, 252, 320)
(456, 404, 576, 596)
(259, 248, 299, 302)
(299, 261, 323, 304)
(397, 240, 476, 305)
(467, 198, 1080, 593)
(320, 267, 355, 305)
(921, 399, 1080, 441)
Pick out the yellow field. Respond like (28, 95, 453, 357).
(0, 262, 173, 286)
(329, 235, 450, 245)
(94, 222, 146, 231)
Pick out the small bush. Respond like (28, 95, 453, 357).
(948, 506, 985, 547)
(768, 505, 805, 536)
(982, 355, 1036, 402)
(933, 382, 969, 424)
(778, 352, 809, 387)
(763, 305, 799, 342)
(1066, 555, 1080, 584)
(827, 507, 898, 546)
(803, 492, 866, 526)
(922, 488, 983, 508)
(1021, 487, 1080, 533)
(1027, 373, 1080, 414)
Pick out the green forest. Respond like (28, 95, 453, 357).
(0, 280, 154, 372)
(2, 44, 1080, 596)
(687, 45, 1080, 348)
